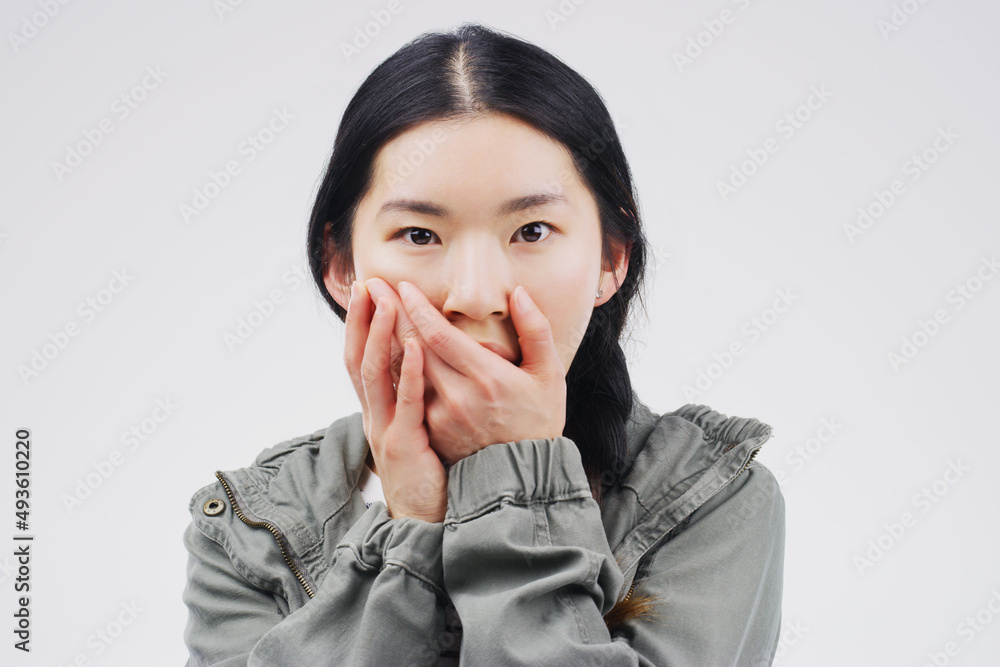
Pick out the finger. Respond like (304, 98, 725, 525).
(365, 277, 459, 391)
(397, 280, 506, 377)
(365, 277, 425, 354)
(344, 280, 373, 399)
(361, 297, 398, 440)
(395, 337, 425, 430)
(509, 285, 565, 377)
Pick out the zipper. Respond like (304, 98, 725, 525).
(734, 445, 762, 479)
(214, 471, 315, 599)
(622, 577, 637, 603)
(619, 442, 763, 605)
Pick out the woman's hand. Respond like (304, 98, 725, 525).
(343, 280, 447, 523)
(387, 279, 567, 464)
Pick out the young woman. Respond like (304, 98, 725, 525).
(182, 23, 785, 666)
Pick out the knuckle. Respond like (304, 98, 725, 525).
(412, 304, 437, 329)
(438, 391, 460, 416)
(396, 380, 416, 403)
(360, 357, 382, 385)
(344, 347, 360, 370)
(426, 326, 451, 350)
(381, 441, 403, 463)
(480, 373, 502, 396)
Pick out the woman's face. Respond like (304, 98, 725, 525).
(325, 112, 628, 377)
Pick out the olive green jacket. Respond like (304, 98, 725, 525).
(182, 400, 784, 665)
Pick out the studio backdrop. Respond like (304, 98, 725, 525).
(3, 1, 998, 665)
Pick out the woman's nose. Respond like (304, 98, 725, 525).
(439, 245, 513, 322)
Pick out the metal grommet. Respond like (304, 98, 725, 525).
(203, 498, 226, 516)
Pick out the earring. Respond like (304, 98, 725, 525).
(596, 289, 603, 298)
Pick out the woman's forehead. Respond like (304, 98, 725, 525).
(366, 115, 591, 217)
(377, 115, 576, 181)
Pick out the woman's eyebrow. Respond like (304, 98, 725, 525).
(377, 192, 567, 219)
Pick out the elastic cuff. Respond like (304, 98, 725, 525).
(444, 437, 593, 524)
(340, 503, 445, 593)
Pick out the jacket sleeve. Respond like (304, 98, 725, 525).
(182, 503, 450, 667)
(440, 437, 785, 666)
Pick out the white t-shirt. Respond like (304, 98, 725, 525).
(358, 465, 386, 505)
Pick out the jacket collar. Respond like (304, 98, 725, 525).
(604, 398, 773, 582)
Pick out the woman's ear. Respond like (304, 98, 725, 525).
(321, 222, 354, 311)
(324, 263, 353, 312)
(597, 239, 631, 305)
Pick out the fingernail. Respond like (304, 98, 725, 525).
(349, 281, 357, 310)
(398, 281, 413, 302)
(515, 285, 530, 310)
(375, 298, 385, 314)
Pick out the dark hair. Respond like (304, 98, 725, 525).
(305, 22, 655, 630)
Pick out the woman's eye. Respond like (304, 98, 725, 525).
(513, 222, 553, 243)
(397, 227, 438, 245)
(394, 222, 553, 246)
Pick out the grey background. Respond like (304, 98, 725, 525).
(3, 1, 998, 664)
